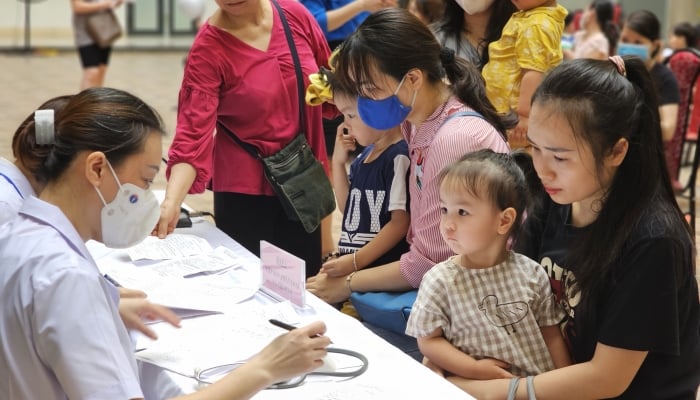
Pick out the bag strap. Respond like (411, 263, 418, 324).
(216, 0, 306, 159)
(441, 110, 483, 126)
(216, 122, 262, 159)
(270, 0, 306, 131)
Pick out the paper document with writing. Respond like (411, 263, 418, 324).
(135, 301, 366, 386)
(127, 234, 213, 261)
(135, 301, 302, 376)
(97, 248, 260, 314)
(147, 246, 245, 278)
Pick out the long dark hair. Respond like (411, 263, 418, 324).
(434, 0, 515, 68)
(531, 56, 694, 299)
(41, 87, 165, 182)
(333, 8, 515, 138)
(590, 0, 618, 55)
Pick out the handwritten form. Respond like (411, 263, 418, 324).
(127, 234, 213, 261)
(94, 236, 262, 313)
(88, 224, 475, 400)
(134, 301, 302, 376)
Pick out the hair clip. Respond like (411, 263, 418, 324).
(34, 109, 55, 145)
(608, 55, 627, 77)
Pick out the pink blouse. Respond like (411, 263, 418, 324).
(167, 0, 332, 196)
(572, 30, 609, 60)
(399, 97, 510, 288)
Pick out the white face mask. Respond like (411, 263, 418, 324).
(94, 160, 160, 249)
(453, 0, 495, 15)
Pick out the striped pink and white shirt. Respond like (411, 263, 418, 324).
(400, 96, 510, 287)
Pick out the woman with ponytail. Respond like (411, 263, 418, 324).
(567, 0, 618, 60)
(447, 56, 700, 399)
(307, 8, 512, 308)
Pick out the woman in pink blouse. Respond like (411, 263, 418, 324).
(307, 9, 512, 302)
(157, 0, 333, 276)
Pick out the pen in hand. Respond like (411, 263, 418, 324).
(268, 319, 332, 344)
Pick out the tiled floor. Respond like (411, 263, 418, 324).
(0, 49, 343, 239)
(0, 50, 212, 212)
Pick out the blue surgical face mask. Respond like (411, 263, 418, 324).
(617, 43, 649, 61)
(357, 75, 417, 130)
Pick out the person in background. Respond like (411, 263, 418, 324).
(481, 0, 567, 148)
(300, 0, 396, 52)
(666, 22, 699, 55)
(407, 150, 571, 381)
(306, 11, 512, 356)
(0, 87, 331, 400)
(407, 0, 445, 25)
(300, 0, 397, 257)
(157, 0, 333, 277)
(431, 0, 516, 69)
(560, 8, 581, 53)
(449, 56, 700, 400)
(565, 0, 618, 60)
(306, 55, 411, 316)
(70, 0, 124, 89)
(618, 10, 680, 188)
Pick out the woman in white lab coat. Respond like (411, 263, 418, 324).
(0, 87, 330, 400)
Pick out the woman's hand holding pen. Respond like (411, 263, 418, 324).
(248, 321, 330, 383)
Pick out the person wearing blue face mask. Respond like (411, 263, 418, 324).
(307, 9, 513, 339)
(618, 10, 679, 154)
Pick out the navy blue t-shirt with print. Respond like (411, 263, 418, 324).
(338, 141, 410, 268)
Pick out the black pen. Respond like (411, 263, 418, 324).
(103, 274, 122, 288)
(268, 319, 332, 343)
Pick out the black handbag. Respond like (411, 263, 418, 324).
(217, 0, 335, 233)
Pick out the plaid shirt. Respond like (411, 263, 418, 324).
(406, 252, 565, 376)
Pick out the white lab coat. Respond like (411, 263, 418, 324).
(0, 196, 143, 399)
(0, 157, 35, 225)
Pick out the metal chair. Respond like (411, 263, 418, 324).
(665, 48, 700, 230)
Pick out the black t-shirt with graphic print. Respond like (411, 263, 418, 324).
(516, 198, 700, 399)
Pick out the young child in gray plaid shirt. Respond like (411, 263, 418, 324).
(405, 149, 571, 379)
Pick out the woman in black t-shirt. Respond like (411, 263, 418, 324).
(444, 56, 700, 399)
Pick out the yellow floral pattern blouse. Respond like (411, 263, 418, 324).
(482, 5, 567, 114)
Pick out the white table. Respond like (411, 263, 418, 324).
(92, 219, 475, 400)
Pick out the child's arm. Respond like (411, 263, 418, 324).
(321, 209, 409, 277)
(512, 69, 544, 146)
(418, 328, 514, 380)
(540, 325, 572, 369)
(331, 124, 355, 212)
